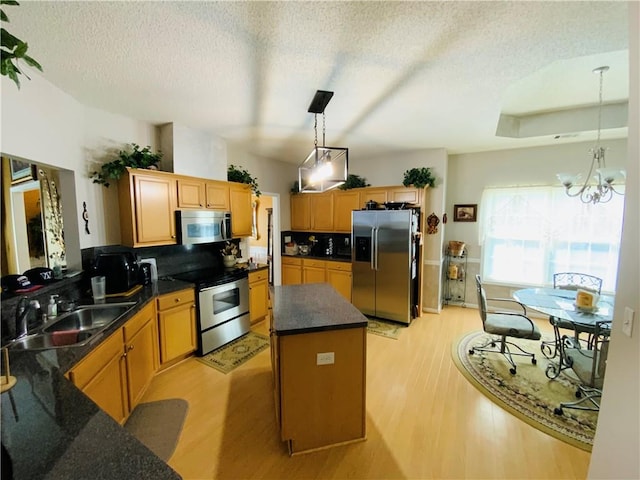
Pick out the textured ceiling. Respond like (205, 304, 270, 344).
(4, 1, 630, 164)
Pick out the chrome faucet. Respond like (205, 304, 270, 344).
(15, 297, 42, 339)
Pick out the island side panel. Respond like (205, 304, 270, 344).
(279, 326, 367, 454)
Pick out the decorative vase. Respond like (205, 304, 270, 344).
(222, 255, 237, 268)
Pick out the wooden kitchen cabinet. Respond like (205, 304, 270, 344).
(118, 168, 178, 247)
(333, 191, 360, 233)
(302, 258, 326, 283)
(326, 261, 352, 301)
(282, 256, 302, 285)
(205, 181, 230, 210)
(229, 183, 253, 237)
(177, 177, 206, 208)
(157, 288, 197, 369)
(249, 269, 269, 324)
(68, 301, 158, 425)
(290, 194, 311, 231)
(359, 188, 387, 209)
(388, 186, 424, 206)
(310, 193, 334, 232)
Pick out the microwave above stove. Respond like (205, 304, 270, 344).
(176, 210, 232, 245)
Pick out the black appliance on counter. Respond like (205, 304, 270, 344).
(171, 267, 250, 355)
(92, 252, 140, 294)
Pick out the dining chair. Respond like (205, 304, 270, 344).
(540, 272, 603, 360)
(554, 320, 611, 415)
(470, 275, 541, 374)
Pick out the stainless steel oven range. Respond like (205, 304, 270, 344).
(172, 268, 250, 355)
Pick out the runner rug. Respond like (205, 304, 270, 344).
(197, 331, 269, 374)
(452, 330, 598, 451)
(366, 318, 405, 339)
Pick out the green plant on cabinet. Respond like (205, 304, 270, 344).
(91, 143, 163, 187)
(228, 164, 261, 197)
(402, 167, 436, 189)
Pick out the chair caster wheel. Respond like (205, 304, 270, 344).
(554, 407, 563, 416)
(532, 358, 537, 365)
(509, 367, 516, 375)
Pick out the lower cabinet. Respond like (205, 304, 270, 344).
(282, 256, 302, 285)
(157, 288, 197, 369)
(68, 301, 158, 425)
(302, 259, 326, 284)
(326, 262, 352, 301)
(282, 256, 352, 301)
(249, 269, 269, 324)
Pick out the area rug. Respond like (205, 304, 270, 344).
(367, 318, 405, 339)
(452, 330, 598, 451)
(124, 398, 188, 461)
(197, 331, 269, 374)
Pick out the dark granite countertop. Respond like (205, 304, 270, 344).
(271, 283, 368, 336)
(1, 279, 192, 480)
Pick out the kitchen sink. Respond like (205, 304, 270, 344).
(10, 302, 137, 351)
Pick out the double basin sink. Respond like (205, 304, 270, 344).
(9, 302, 138, 351)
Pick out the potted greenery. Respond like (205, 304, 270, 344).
(1, 1, 43, 89)
(338, 174, 370, 190)
(91, 143, 163, 187)
(227, 164, 261, 197)
(402, 167, 436, 189)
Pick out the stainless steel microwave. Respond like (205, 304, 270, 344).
(176, 210, 232, 245)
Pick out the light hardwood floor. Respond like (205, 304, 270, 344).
(140, 306, 591, 479)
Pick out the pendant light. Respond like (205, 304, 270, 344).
(298, 90, 348, 193)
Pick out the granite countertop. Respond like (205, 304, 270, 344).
(1, 279, 192, 480)
(271, 283, 368, 336)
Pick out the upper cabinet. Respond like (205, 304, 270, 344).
(229, 183, 252, 238)
(291, 194, 311, 231)
(205, 181, 230, 210)
(177, 178, 230, 210)
(119, 169, 178, 247)
(310, 193, 334, 232)
(333, 191, 360, 233)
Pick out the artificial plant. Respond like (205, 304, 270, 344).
(91, 143, 163, 187)
(227, 164, 261, 197)
(338, 174, 370, 190)
(1, 0, 43, 89)
(402, 167, 436, 189)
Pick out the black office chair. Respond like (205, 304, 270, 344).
(470, 275, 542, 374)
(541, 272, 603, 360)
(554, 320, 610, 415)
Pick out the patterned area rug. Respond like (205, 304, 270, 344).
(366, 318, 405, 339)
(452, 331, 598, 451)
(197, 331, 269, 374)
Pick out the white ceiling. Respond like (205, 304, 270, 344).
(5, 1, 630, 164)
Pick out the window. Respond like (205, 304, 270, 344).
(479, 186, 624, 293)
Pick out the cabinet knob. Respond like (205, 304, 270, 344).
(128, 345, 134, 352)
(175, 298, 180, 303)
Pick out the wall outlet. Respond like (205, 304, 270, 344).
(284, 235, 291, 243)
(622, 307, 635, 337)
(316, 352, 335, 365)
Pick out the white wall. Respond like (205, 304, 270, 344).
(588, 2, 639, 478)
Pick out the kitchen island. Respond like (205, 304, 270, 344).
(270, 283, 368, 455)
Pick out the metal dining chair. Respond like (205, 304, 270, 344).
(470, 275, 541, 374)
(554, 320, 611, 415)
(540, 272, 603, 360)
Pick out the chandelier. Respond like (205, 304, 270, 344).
(298, 90, 348, 193)
(557, 66, 625, 204)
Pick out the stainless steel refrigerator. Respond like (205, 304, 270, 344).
(351, 209, 420, 324)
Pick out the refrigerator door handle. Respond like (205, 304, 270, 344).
(374, 227, 379, 271)
(370, 227, 376, 270)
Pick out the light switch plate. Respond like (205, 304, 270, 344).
(316, 352, 335, 365)
(622, 307, 635, 337)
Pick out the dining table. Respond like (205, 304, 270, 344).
(512, 287, 614, 378)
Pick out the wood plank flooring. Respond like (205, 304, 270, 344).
(140, 306, 591, 479)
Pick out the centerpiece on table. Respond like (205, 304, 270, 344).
(220, 241, 239, 268)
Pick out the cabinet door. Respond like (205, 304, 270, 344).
(229, 184, 252, 237)
(205, 181, 230, 210)
(177, 178, 205, 208)
(333, 191, 360, 233)
(388, 187, 423, 206)
(125, 318, 157, 410)
(302, 259, 326, 284)
(310, 193, 334, 232)
(133, 173, 177, 245)
(327, 268, 352, 301)
(158, 301, 197, 365)
(290, 194, 310, 231)
(249, 277, 269, 324)
(282, 264, 302, 285)
(359, 189, 387, 209)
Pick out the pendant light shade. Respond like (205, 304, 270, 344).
(298, 90, 349, 193)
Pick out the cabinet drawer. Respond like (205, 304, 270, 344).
(326, 261, 352, 272)
(249, 269, 268, 283)
(282, 256, 302, 266)
(69, 330, 124, 390)
(302, 259, 326, 268)
(157, 288, 195, 311)
(123, 301, 156, 342)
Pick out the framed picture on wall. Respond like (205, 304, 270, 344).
(453, 204, 477, 222)
(10, 158, 37, 184)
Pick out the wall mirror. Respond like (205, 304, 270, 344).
(1, 155, 77, 278)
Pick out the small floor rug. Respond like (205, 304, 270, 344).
(197, 331, 269, 374)
(452, 331, 598, 451)
(124, 398, 188, 462)
(366, 318, 405, 339)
